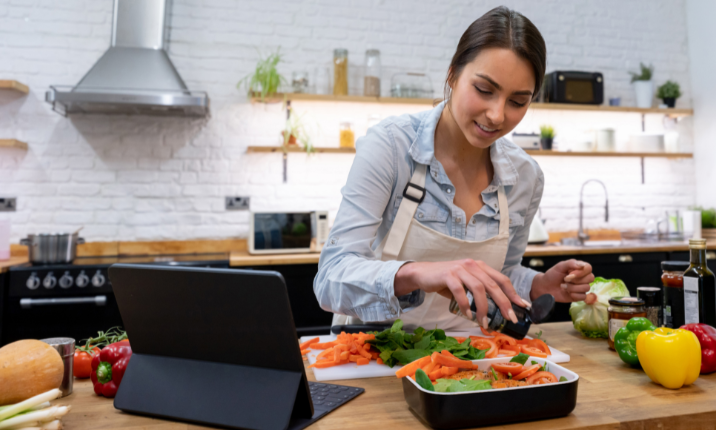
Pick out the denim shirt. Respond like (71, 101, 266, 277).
(314, 101, 545, 322)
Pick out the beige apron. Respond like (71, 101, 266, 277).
(332, 163, 511, 331)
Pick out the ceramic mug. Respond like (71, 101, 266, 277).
(595, 129, 615, 152)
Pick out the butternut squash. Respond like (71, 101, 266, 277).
(0, 340, 64, 405)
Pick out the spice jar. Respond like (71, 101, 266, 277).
(607, 297, 646, 350)
(661, 261, 689, 328)
(363, 49, 381, 97)
(637, 286, 663, 327)
(41, 337, 75, 397)
(339, 120, 355, 148)
(333, 49, 348, 96)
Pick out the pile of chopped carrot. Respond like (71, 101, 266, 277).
(396, 350, 478, 381)
(303, 332, 379, 369)
(469, 327, 552, 359)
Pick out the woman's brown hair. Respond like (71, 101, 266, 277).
(445, 6, 546, 101)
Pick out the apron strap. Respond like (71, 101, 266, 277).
(382, 164, 428, 260)
(497, 185, 510, 235)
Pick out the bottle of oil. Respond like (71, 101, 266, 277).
(683, 238, 716, 326)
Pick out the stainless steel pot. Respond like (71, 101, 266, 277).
(20, 233, 85, 264)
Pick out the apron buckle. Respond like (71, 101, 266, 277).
(403, 182, 426, 203)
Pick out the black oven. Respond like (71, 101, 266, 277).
(542, 71, 604, 105)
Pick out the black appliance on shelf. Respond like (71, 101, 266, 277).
(541, 71, 604, 105)
(0, 254, 230, 346)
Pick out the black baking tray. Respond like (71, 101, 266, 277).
(402, 357, 578, 429)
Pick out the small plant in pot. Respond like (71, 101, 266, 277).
(281, 108, 314, 154)
(629, 63, 654, 108)
(699, 207, 716, 240)
(539, 125, 555, 150)
(656, 80, 682, 108)
(237, 48, 286, 102)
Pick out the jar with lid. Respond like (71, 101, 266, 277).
(607, 297, 646, 350)
(339, 120, 355, 148)
(637, 286, 663, 327)
(661, 261, 689, 328)
(333, 49, 348, 96)
(363, 49, 381, 97)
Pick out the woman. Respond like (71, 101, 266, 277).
(314, 6, 595, 331)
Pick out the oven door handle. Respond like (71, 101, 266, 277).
(20, 296, 107, 309)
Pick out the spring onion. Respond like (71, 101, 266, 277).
(0, 391, 61, 422)
(0, 406, 70, 429)
(5, 420, 62, 430)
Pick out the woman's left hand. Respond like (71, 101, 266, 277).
(530, 259, 594, 302)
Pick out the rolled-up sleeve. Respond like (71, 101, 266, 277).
(313, 125, 424, 322)
(501, 167, 544, 302)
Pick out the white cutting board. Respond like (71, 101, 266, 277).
(302, 331, 570, 382)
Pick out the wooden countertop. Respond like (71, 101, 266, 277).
(230, 241, 715, 266)
(0, 256, 28, 273)
(58, 322, 716, 429)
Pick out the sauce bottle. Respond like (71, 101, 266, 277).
(683, 238, 716, 326)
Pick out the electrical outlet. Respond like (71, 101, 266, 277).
(0, 197, 16, 212)
(225, 196, 250, 211)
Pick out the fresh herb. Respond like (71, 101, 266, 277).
(531, 360, 549, 372)
(76, 326, 127, 352)
(629, 63, 654, 83)
(433, 378, 492, 393)
(539, 125, 555, 139)
(559, 376, 568, 382)
(510, 353, 530, 365)
(367, 319, 489, 367)
(414, 369, 435, 391)
(237, 48, 286, 102)
(491, 367, 499, 381)
(656, 80, 682, 99)
(507, 372, 512, 379)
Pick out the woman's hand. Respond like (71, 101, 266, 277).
(394, 259, 531, 328)
(530, 259, 594, 302)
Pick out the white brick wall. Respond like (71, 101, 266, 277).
(0, 0, 696, 242)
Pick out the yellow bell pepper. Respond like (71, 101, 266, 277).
(636, 327, 701, 389)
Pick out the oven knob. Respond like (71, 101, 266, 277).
(91, 271, 106, 287)
(43, 273, 57, 289)
(59, 271, 73, 289)
(76, 271, 89, 288)
(26, 273, 41, 290)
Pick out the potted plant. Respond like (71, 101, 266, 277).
(282, 108, 314, 154)
(539, 125, 555, 150)
(237, 49, 286, 102)
(629, 63, 654, 108)
(656, 80, 682, 108)
(701, 207, 716, 240)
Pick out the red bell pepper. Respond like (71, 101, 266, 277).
(680, 323, 716, 374)
(91, 340, 132, 397)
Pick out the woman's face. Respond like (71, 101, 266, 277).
(448, 48, 535, 148)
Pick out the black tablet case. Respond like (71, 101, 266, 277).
(109, 265, 313, 430)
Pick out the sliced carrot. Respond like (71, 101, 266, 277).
(356, 358, 370, 365)
(363, 343, 371, 351)
(395, 356, 432, 378)
(311, 340, 338, 349)
(316, 347, 334, 360)
(357, 347, 372, 360)
(300, 348, 311, 355)
(428, 366, 444, 380)
(309, 360, 339, 369)
(377, 358, 384, 365)
(349, 354, 361, 362)
(521, 345, 548, 358)
(421, 361, 437, 374)
(431, 351, 476, 369)
(440, 366, 459, 376)
(299, 337, 320, 350)
(340, 351, 350, 360)
(440, 349, 458, 359)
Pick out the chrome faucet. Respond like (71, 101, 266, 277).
(578, 179, 609, 243)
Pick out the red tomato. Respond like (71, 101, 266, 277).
(491, 362, 524, 374)
(528, 339, 552, 355)
(512, 364, 541, 380)
(526, 371, 558, 384)
(520, 345, 548, 358)
(73, 346, 100, 379)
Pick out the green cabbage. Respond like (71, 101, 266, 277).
(569, 277, 630, 338)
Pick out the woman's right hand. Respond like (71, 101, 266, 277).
(394, 259, 528, 328)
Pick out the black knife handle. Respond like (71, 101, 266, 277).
(330, 324, 391, 334)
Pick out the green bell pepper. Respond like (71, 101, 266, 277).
(614, 317, 656, 366)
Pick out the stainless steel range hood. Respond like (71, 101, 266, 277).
(46, 0, 208, 117)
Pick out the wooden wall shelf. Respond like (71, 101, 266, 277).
(0, 80, 29, 94)
(246, 146, 692, 158)
(250, 93, 693, 116)
(0, 139, 28, 150)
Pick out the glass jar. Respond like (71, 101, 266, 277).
(364, 49, 381, 97)
(313, 66, 331, 95)
(607, 297, 646, 350)
(333, 49, 348, 96)
(637, 286, 663, 327)
(291, 71, 309, 93)
(390, 72, 433, 98)
(339, 121, 354, 148)
(661, 261, 689, 328)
